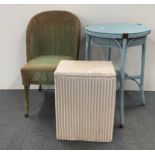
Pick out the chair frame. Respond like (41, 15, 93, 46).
(21, 11, 81, 117)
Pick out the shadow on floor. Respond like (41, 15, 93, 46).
(0, 90, 154, 149)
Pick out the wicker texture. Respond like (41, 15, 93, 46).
(54, 61, 116, 142)
(21, 55, 73, 85)
(26, 11, 80, 61)
(21, 11, 80, 85)
(21, 11, 80, 116)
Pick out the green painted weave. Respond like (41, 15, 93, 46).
(26, 11, 80, 61)
(20, 11, 81, 116)
(24, 55, 73, 68)
(21, 11, 80, 85)
(21, 55, 73, 84)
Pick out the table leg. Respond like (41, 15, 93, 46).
(85, 35, 91, 60)
(140, 42, 146, 105)
(119, 39, 127, 128)
(108, 48, 112, 61)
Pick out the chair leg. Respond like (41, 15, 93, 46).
(24, 85, 30, 118)
(38, 85, 42, 91)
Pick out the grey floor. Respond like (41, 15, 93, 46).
(0, 90, 155, 150)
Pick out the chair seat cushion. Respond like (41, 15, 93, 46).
(21, 55, 73, 85)
(23, 55, 73, 69)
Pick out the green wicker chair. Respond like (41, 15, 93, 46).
(21, 11, 81, 117)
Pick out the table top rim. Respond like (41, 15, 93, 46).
(85, 23, 151, 37)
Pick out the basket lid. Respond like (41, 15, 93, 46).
(54, 60, 116, 77)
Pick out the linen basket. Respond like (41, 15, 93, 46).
(54, 60, 116, 142)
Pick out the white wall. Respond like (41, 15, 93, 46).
(0, 4, 155, 90)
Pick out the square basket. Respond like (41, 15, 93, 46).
(54, 60, 116, 142)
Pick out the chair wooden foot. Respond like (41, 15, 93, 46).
(119, 124, 124, 128)
(38, 85, 42, 91)
(24, 85, 30, 118)
(24, 114, 29, 118)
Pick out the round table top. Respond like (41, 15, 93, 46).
(85, 23, 151, 39)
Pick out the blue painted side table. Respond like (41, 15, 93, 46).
(85, 23, 151, 128)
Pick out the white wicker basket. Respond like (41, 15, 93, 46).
(54, 60, 116, 142)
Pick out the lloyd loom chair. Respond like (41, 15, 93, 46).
(21, 11, 81, 117)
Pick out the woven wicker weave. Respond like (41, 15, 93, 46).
(21, 11, 80, 117)
(54, 60, 116, 142)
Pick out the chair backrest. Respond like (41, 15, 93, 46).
(26, 11, 80, 61)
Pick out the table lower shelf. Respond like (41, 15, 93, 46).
(116, 70, 141, 90)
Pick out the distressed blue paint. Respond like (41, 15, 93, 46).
(119, 38, 127, 128)
(85, 23, 151, 127)
(140, 43, 146, 105)
(85, 34, 91, 60)
(85, 23, 150, 39)
(108, 48, 112, 60)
